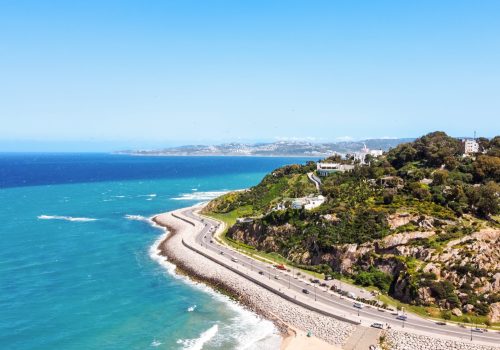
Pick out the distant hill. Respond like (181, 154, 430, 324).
(118, 138, 414, 157)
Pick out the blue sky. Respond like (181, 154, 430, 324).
(0, 0, 499, 151)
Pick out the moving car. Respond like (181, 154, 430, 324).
(302, 289, 310, 294)
(220, 251, 224, 255)
(472, 328, 485, 333)
(258, 271, 264, 275)
(353, 302, 364, 309)
(371, 323, 384, 329)
(231, 257, 238, 262)
(396, 315, 408, 321)
(274, 275, 279, 280)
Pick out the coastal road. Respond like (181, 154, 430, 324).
(179, 206, 500, 347)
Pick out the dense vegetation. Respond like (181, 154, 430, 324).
(205, 132, 500, 319)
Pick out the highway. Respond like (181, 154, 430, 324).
(179, 206, 500, 346)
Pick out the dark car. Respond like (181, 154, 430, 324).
(258, 271, 264, 275)
(302, 289, 310, 294)
(312, 279, 320, 284)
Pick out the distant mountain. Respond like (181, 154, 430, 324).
(118, 138, 414, 157)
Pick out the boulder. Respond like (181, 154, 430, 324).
(463, 304, 474, 313)
(451, 308, 462, 317)
(489, 302, 500, 323)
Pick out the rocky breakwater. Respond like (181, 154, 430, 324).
(384, 329, 500, 350)
(151, 207, 355, 347)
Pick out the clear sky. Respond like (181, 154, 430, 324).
(1, 0, 499, 151)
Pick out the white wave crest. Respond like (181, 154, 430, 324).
(150, 340, 161, 347)
(177, 324, 218, 350)
(138, 193, 157, 198)
(172, 191, 228, 201)
(187, 305, 197, 312)
(124, 214, 151, 222)
(37, 215, 97, 222)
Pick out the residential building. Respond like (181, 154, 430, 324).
(353, 144, 383, 164)
(317, 162, 354, 176)
(461, 139, 479, 155)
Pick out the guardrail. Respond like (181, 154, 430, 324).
(180, 236, 358, 325)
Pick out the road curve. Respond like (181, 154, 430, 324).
(173, 205, 500, 347)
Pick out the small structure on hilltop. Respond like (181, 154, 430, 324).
(461, 138, 479, 155)
(316, 162, 354, 176)
(291, 194, 325, 210)
(353, 143, 383, 164)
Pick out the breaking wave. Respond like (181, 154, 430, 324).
(124, 214, 151, 222)
(176, 324, 218, 350)
(37, 215, 97, 222)
(187, 305, 197, 312)
(172, 191, 228, 201)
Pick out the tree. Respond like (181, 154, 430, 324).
(475, 182, 500, 218)
(474, 155, 500, 182)
(433, 169, 449, 186)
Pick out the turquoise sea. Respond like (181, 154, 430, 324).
(0, 154, 314, 350)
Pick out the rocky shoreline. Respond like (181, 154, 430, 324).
(384, 329, 499, 350)
(151, 208, 354, 348)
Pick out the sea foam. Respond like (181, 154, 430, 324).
(37, 215, 97, 222)
(124, 214, 151, 223)
(172, 191, 228, 201)
(176, 324, 218, 350)
(148, 217, 280, 350)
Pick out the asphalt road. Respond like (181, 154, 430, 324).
(180, 207, 500, 346)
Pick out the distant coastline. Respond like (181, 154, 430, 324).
(117, 138, 413, 158)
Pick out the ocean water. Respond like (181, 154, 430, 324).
(0, 154, 314, 350)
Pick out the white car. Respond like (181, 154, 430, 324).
(231, 257, 238, 262)
(353, 302, 364, 309)
(371, 322, 384, 329)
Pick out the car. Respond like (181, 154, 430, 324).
(258, 271, 264, 275)
(311, 279, 320, 284)
(210, 239, 213, 243)
(347, 292, 357, 299)
(324, 275, 333, 280)
(436, 321, 447, 326)
(220, 251, 224, 255)
(353, 302, 364, 309)
(371, 323, 384, 329)
(274, 275, 279, 280)
(472, 328, 485, 333)
(396, 315, 408, 321)
(302, 289, 310, 294)
(231, 257, 238, 262)
(319, 283, 327, 287)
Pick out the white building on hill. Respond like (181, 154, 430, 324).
(462, 139, 479, 155)
(316, 163, 354, 176)
(292, 195, 325, 210)
(354, 144, 383, 164)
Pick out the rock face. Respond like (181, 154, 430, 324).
(228, 221, 500, 315)
(489, 302, 500, 323)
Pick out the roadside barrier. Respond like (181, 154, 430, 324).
(180, 235, 358, 325)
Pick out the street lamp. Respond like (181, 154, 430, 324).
(268, 266, 271, 280)
(314, 285, 317, 301)
(288, 273, 291, 289)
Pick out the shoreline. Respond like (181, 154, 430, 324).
(149, 205, 500, 350)
(150, 206, 347, 350)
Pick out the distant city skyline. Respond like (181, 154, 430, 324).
(1, 1, 499, 151)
